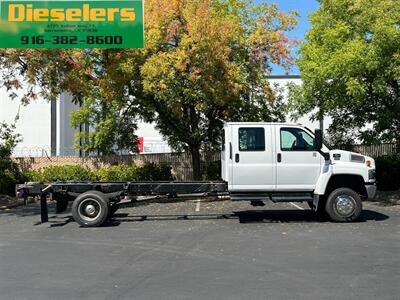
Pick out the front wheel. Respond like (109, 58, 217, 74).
(325, 188, 362, 222)
(72, 191, 109, 227)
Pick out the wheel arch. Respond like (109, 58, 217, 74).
(323, 174, 368, 198)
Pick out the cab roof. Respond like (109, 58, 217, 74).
(224, 122, 303, 126)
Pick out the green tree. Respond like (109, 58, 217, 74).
(288, 0, 400, 145)
(0, 0, 298, 180)
(0, 121, 23, 195)
(138, 0, 296, 178)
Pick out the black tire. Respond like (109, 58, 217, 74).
(325, 188, 362, 222)
(72, 191, 109, 227)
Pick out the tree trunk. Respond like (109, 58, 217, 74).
(190, 146, 201, 181)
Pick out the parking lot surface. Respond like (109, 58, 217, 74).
(0, 199, 399, 300)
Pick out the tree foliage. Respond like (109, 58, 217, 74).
(0, 0, 298, 179)
(0, 121, 24, 195)
(289, 0, 400, 144)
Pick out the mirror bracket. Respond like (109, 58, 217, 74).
(314, 129, 330, 161)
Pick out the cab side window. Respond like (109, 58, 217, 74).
(239, 128, 265, 151)
(280, 128, 315, 151)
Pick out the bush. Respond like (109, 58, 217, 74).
(96, 165, 137, 182)
(202, 161, 221, 180)
(134, 162, 174, 181)
(25, 162, 174, 183)
(26, 165, 96, 182)
(0, 121, 25, 196)
(375, 155, 400, 191)
(97, 162, 173, 181)
(0, 168, 26, 196)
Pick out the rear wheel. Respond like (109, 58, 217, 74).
(72, 191, 109, 227)
(325, 188, 362, 222)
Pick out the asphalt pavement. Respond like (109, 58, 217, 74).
(0, 199, 399, 300)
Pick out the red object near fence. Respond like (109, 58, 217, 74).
(136, 137, 144, 153)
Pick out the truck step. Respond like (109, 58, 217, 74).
(230, 192, 314, 202)
(270, 193, 313, 203)
(230, 193, 270, 201)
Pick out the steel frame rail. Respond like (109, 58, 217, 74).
(16, 181, 228, 224)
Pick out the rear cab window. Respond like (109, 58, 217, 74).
(239, 128, 265, 151)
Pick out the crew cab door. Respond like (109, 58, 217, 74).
(231, 125, 275, 190)
(275, 125, 322, 191)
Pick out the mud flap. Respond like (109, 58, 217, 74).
(313, 194, 320, 211)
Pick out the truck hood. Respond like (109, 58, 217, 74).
(329, 149, 375, 166)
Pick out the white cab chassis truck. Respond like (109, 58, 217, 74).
(17, 122, 376, 227)
(221, 122, 376, 222)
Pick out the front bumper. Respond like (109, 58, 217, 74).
(365, 184, 377, 199)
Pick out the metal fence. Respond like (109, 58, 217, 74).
(12, 147, 80, 157)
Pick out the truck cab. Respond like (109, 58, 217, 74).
(221, 122, 376, 222)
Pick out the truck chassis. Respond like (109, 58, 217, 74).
(17, 179, 368, 226)
(17, 181, 228, 226)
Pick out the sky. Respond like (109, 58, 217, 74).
(257, 0, 321, 75)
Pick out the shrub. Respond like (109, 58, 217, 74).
(375, 155, 400, 191)
(202, 161, 221, 180)
(97, 163, 173, 181)
(0, 121, 25, 196)
(0, 168, 26, 196)
(24, 162, 174, 183)
(96, 165, 137, 182)
(25, 165, 96, 182)
(134, 162, 174, 181)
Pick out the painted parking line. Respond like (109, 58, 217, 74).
(289, 202, 305, 210)
(195, 200, 201, 212)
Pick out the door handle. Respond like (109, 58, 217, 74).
(235, 153, 240, 163)
(277, 153, 282, 163)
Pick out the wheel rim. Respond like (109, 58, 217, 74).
(78, 198, 102, 222)
(334, 194, 356, 217)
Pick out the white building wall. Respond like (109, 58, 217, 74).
(135, 122, 172, 153)
(0, 87, 51, 157)
(56, 93, 80, 156)
(0, 88, 80, 157)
